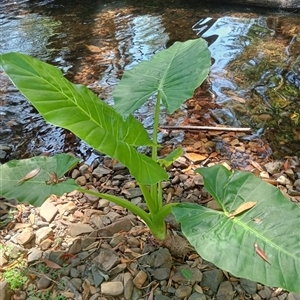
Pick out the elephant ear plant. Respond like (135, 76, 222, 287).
(0, 39, 299, 293)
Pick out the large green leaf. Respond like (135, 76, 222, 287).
(0, 154, 79, 206)
(0, 52, 168, 185)
(172, 165, 300, 293)
(113, 39, 211, 118)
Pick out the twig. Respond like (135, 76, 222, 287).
(160, 125, 252, 132)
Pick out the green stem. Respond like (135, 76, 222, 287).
(139, 183, 157, 216)
(150, 92, 162, 208)
(153, 202, 179, 224)
(78, 187, 168, 240)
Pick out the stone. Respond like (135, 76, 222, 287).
(193, 174, 204, 185)
(188, 292, 207, 300)
(123, 272, 134, 300)
(175, 285, 193, 298)
(264, 162, 283, 175)
(126, 188, 143, 199)
(92, 166, 111, 178)
(27, 248, 43, 263)
(133, 270, 148, 289)
(258, 287, 272, 299)
(70, 267, 80, 278)
(98, 217, 132, 237)
(172, 265, 203, 284)
(93, 249, 120, 271)
(101, 281, 123, 296)
(36, 275, 51, 289)
(240, 278, 257, 294)
(71, 169, 81, 179)
(79, 164, 89, 175)
(85, 187, 100, 202)
(67, 223, 94, 236)
(16, 227, 35, 245)
(69, 238, 82, 254)
(288, 293, 300, 300)
(152, 268, 171, 281)
(217, 281, 235, 300)
(0, 281, 13, 300)
(276, 175, 292, 186)
(35, 227, 53, 244)
(201, 269, 223, 293)
(39, 238, 53, 250)
(75, 175, 87, 185)
(39, 201, 58, 222)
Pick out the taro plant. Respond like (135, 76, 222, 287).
(0, 39, 299, 293)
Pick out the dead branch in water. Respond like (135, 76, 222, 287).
(160, 125, 252, 132)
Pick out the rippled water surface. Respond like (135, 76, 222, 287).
(0, 0, 299, 162)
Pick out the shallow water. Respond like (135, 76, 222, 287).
(0, 0, 299, 162)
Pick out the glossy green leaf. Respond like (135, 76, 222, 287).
(0, 154, 79, 206)
(113, 39, 211, 118)
(0, 52, 168, 185)
(172, 165, 300, 293)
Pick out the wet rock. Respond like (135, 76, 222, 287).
(35, 227, 53, 244)
(93, 249, 120, 271)
(175, 284, 192, 298)
(36, 275, 51, 289)
(0, 281, 13, 300)
(39, 201, 58, 222)
(201, 269, 223, 293)
(133, 270, 148, 289)
(101, 281, 124, 296)
(98, 216, 132, 237)
(217, 281, 235, 300)
(240, 278, 257, 294)
(67, 224, 94, 236)
(16, 227, 35, 245)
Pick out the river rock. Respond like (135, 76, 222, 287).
(123, 272, 134, 300)
(240, 278, 257, 294)
(217, 281, 235, 300)
(189, 292, 207, 300)
(175, 284, 193, 298)
(101, 281, 124, 296)
(36, 275, 51, 289)
(133, 270, 148, 289)
(201, 269, 223, 293)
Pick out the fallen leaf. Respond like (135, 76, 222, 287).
(41, 258, 62, 269)
(229, 201, 257, 218)
(249, 160, 264, 172)
(16, 168, 41, 184)
(82, 279, 91, 300)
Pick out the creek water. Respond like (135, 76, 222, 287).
(0, 0, 299, 163)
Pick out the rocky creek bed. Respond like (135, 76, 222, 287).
(1, 97, 300, 300)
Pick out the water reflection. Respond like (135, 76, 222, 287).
(0, 0, 299, 162)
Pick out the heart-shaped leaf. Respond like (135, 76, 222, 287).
(0, 154, 79, 206)
(172, 165, 300, 293)
(113, 39, 211, 118)
(0, 53, 168, 185)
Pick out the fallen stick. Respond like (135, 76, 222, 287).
(160, 125, 252, 132)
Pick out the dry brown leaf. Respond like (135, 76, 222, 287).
(82, 279, 91, 300)
(41, 258, 62, 269)
(250, 160, 264, 172)
(16, 168, 41, 184)
(229, 201, 257, 218)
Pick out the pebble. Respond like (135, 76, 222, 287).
(201, 269, 223, 293)
(189, 292, 207, 300)
(133, 270, 148, 289)
(36, 276, 51, 289)
(27, 248, 43, 263)
(217, 281, 234, 300)
(92, 166, 111, 178)
(240, 278, 257, 294)
(39, 201, 58, 222)
(75, 175, 87, 185)
(101, 281, 124, 296)
(152, 268, 171, 281)
(93, 249, 120, 271)
(175, 284, 193, 298)
(123, 272, 134, 300)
